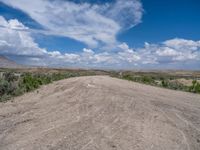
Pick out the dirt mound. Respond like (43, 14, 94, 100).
(0, 76, 200, 149)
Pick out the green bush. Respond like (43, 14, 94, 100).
(3, 72, 18, 82)
(121, 74, 155, 85)
(0, 78, 18, 102)
(189, 80, 200, 93)
(13, 86, 25, 96)
(167, 81, 186, 91)
(141, 76, 155, 84)
(118, 73, 198, 94)
(122, 74, 134, 81)
(21, 73, 41, 92)
(161, 79, 168, 88)
(0, 94, 11, 102)
(33, 74, 52, 84)
(0, 71, 93, 102)
(0, 80, 10, 96)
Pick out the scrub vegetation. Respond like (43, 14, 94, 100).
(0, 68, 108, 102)
(115, 71, 200, 94)
(0, 68, 200, 102)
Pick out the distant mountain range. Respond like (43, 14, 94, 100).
(0, 56, 23, 68)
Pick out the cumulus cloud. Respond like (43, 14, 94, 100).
(0, 16, 200, 69)
(0, 0, 143, 48)
(118, 43, 140, 63)
(164, 38, 200, 50)
(113, 39, 200, 69)
(158, 38, 200, 62)
(156, 47, 179, 57)
(0, 16, 47, 57)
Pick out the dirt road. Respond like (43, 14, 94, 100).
(0, 76, 200, 150)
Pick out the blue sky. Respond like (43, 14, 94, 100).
(120, 0, 200, 46)
(0, 0, 200, 69)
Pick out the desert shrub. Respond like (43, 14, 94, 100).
(160, 79, 186, 90)
(51, 73, 65, 81)
(50, 72, 78, 81)
(13, 86, 25, 96)
(3, 72, 18, 82)
(167, 81, 186, 91)
(161, 79, 168, 88)
(121, 74, 156, 86)
(33, 74, 52, 84)
(0, 94, 11, 102)
(141, 76, 155, 84)
(0, 78, 18, 102)
(114, 72, 200, 94)
(1, 71, 94, 102)
(0, 71, 93, 102)
(21, 73, 41, 92)
(0, 78, 18, 95)
(189, 80, 200, 93)
(0, 79, 10, 96)
(122, 74, 134, 81)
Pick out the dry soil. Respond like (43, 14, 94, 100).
(0, 76, 200, 150)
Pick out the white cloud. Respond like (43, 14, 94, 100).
(106, 0, 143, 29)
(0, 16, 47, 57)
(0, 0, 143, 48)
(156, 47, 180, 57)
(164, 38, 200, 50)
(0, 16, 199, 69)
(94, 52, 117, 64)
(161, 38, 200, 61)
(118, 43, 130, 50)
(48, 51, 61, 57)
(118, 43, 141, 63)
(7, 19, 29, 30)
(83, 48, 95, 54)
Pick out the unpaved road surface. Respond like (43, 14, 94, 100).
(1, 76, 200, 150)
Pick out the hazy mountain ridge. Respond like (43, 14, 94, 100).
(0, 56, 23, 68)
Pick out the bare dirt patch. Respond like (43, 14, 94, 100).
(0, 76, 200, 150)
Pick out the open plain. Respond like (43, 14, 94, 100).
(0, 76, 200, 150)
